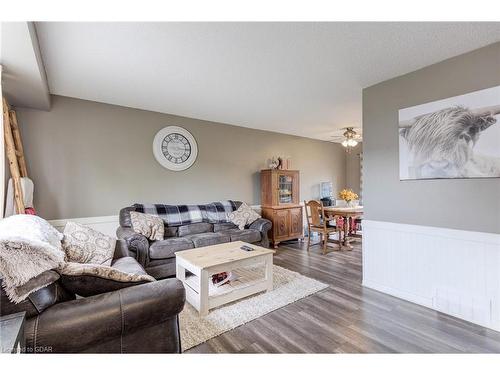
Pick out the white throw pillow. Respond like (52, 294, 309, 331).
(227, 203, 261, 230)
(62, 222, 116, 266)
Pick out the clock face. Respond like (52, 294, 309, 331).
(153, 126, 198, 171)
(161, 133, 191, 164)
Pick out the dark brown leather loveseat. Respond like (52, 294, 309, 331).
(0, 240, 186, 353)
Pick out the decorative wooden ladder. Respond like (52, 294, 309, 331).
(2, 97, 28, 214)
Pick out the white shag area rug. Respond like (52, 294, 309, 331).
(179, 264, 328, 351)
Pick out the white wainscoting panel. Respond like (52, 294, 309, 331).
(48, 205, 265, 239)
(49, 215, 119, 238)
(363, 220, 500, 331)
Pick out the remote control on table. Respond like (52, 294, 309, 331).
(240, 245, 254, 251)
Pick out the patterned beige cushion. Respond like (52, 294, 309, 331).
(130, 211, 164, 241)
(62, 222, 116, 266)
(227, 202, 261, 230)
(60, 262, 155, 283)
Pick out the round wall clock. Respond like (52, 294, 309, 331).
(153, 126, 198, 171)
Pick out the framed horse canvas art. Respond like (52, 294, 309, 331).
(399, 85, 500, 180)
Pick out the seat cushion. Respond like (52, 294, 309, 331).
(178, 222, 213, 237)
(213, 222, 238, 232)
(220, 228, 261, 243)
(149, 238, 194, 260)
(111, 256, 149, 275)
(184, 232, 230, 248)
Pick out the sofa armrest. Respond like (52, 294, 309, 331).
(116, 227, 150, 267)
(25, 278, 185, 353)
(249, 217, 272, 232)
(113, 239, 130, 260)
(248, 218, 272, 248)
(116, 226, 137, 239)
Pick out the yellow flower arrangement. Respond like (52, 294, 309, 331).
(338, 189, 358, 202)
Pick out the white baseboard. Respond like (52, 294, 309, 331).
(363, 219, 500, 332)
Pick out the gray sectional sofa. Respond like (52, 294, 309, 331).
(116, 201, 272, 279)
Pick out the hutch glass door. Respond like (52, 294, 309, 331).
(278, 173, 294, 204)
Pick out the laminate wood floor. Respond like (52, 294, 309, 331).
(186, 239, 500, 353)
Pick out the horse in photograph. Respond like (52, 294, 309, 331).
(400, 105, 500, 178)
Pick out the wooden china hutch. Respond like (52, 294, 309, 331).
(260, 169, 303, 248)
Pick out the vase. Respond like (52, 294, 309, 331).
(346, 200, 355, 208)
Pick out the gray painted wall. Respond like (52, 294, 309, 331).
(363, 42, 500, 234)
(17, 95, 347, 220)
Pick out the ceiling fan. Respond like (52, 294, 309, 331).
(330, 127, 362, 151)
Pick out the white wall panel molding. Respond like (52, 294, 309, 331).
(50, 215, 119, 237)
(363, 219, 500, 331)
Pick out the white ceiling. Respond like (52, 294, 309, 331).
(34, 22, 500, 141)
(1, 22, 50, 110)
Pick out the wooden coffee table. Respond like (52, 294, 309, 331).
(175, 241, 275, 316)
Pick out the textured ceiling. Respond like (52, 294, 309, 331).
(35, 22, 500, 140)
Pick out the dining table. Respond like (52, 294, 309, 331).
(323, 205, 363, 249)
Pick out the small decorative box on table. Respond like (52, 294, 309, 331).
(175, 241, 275, 316)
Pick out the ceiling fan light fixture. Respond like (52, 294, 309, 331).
(334, 126, 361, 151)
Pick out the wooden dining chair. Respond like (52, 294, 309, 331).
(304, 200, 341, 254)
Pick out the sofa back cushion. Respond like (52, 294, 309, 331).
(133, 203, 205, 226)
(163, 226, 179, 238)
(203, 201, 239, 223)
(178, 222, 213, 237)
(131, 200, 239, 227)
